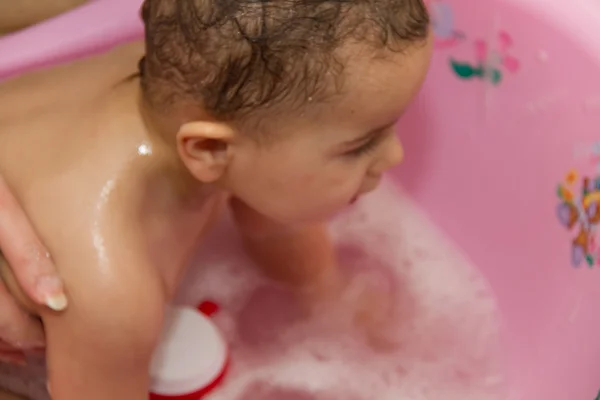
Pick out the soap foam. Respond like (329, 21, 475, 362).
(177, 178, 506, 400)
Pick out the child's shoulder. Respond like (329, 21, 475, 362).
(0, 41, 143, 119)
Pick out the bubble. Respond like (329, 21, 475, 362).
(180, 178, 506, 400)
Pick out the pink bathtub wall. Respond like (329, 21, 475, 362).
(393, 0, 600, 398)
(0, 0, 144, 80)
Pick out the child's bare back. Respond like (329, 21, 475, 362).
(0, 41, 225, 399)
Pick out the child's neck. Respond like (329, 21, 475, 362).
(106, 83, 225, 289)
(117, 81, 212, 202)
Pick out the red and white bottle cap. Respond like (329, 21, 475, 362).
(149, 305, 228, 400)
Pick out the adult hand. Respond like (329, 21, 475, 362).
(0, 175, 67, 361)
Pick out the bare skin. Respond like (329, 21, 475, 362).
(0, 28, 431, 400)
(0, 174, 66, 363)
(0, 0, 89, 34)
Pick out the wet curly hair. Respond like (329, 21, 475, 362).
(139, 0, 429, 121)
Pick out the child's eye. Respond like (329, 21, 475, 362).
(345, 136, 382, 158)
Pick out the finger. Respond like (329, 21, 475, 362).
(0, 279, 45, 348)
(0, 339, 44, 354)
(0, 351, 26, 366)
(0, 175, 66, 310)
(0, 340, 14, 352)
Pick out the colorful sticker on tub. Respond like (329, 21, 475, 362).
(449, 31, 520, 85)
(556, 142, 600, 268)
(430, 0, 465, 49)
(428, 0, 520, 85)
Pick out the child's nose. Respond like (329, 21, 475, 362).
(370, 136, 404, 176)
(380, 135, 404, 171)
(387, 135, 404, 168)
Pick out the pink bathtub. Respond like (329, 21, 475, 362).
(1, 0, 600, 399)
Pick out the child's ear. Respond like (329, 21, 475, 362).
(176, 121, 235, 183)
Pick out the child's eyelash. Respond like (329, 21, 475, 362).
(346, 136, 381, 157)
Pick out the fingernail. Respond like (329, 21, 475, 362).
(36, 276, 68, 311)
(45, 293, 68, 311)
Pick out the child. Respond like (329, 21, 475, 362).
(0, 0, 431, 398)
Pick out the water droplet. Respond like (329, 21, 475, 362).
(138, 142, 152, 156)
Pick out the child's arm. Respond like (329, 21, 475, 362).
(229, 197, 342, 300)
(230, 197, 399, 349)
(40, 256, 165, 400)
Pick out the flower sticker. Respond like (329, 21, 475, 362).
(450, 31, 520, 85)
(556, 142, 600, 267)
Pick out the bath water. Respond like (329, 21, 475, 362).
(176, 178, 507, 400)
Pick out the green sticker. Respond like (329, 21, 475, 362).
(488, 68, 502, 85)
(450, 59, 476, 78)
(557, 185, 564, 200)
(586, 254, 595, 267)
